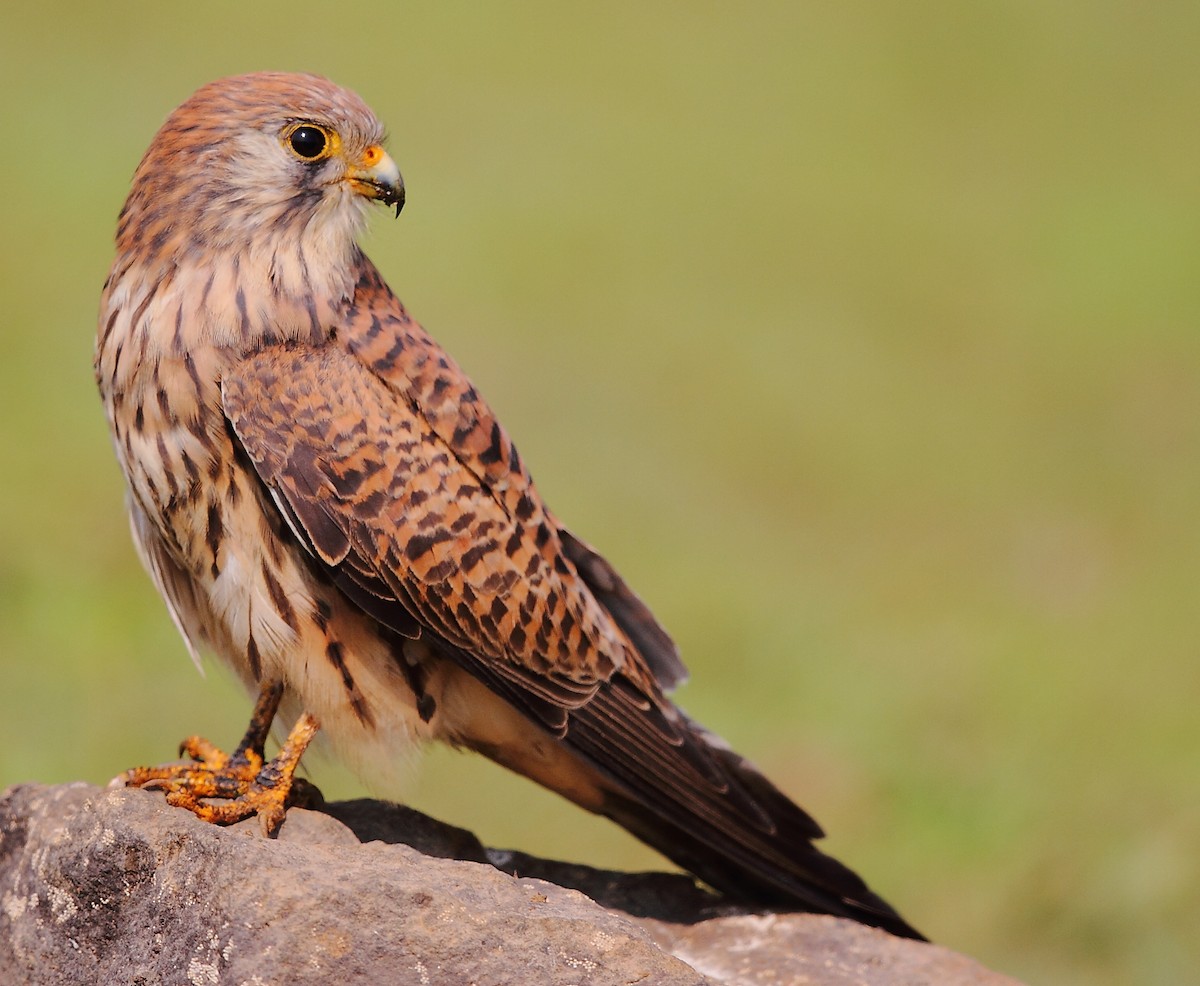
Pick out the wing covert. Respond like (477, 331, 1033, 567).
(340, 257, 686, 691)
(221, 343, 630, 725)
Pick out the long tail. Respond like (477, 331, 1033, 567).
(575, 686, 925, 939)
(544, 532, 925, 937)
(465, 666, 925, 940)
(588, 708, 925, 939)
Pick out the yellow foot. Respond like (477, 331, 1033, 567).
(116, 680, 322, 835)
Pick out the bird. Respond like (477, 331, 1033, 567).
(95, 71, 923, 940)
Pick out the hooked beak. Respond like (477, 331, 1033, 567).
(345, 144, 405, 217)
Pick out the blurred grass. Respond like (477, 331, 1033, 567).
(1, 3, 1197, 983)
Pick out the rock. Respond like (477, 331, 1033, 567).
(0, 783, 1022, 986)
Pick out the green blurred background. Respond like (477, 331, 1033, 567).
(1, 3, 1196, 983)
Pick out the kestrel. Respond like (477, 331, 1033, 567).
(96, 72, 922, 940)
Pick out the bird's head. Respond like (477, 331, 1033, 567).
(116, 72, 403, 290)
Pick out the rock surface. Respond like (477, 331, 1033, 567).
(0, 783, 1022, 985)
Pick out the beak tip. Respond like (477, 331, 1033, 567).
(351, 146, 404, 216)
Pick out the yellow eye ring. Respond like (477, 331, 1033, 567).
(283, 123, 335, 161)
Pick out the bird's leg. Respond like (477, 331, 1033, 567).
(115, 680, 323, 835)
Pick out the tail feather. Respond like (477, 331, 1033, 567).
(445, 633, 924, 938)
(599, 782, 924, 939)
(561, 674, 927, 940)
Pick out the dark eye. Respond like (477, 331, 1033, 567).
(288, 126, 327, 159)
